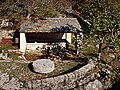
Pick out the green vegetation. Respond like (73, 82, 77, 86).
(72, 0, 120, 61)
(0, 45, 9, 52)
(74, 0, 120, 81)
(83, 48, 98, 56)
(0, 61, 79, 81)
(0, 0, 58, 27)
(8, 53, 20, 60)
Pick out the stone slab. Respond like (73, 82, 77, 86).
(33, 59, 54, 73)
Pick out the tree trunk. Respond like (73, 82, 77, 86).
(98, 36, 105, 61)
(26, 0, 36, 19)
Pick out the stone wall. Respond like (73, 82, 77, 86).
(0, 63, 111, 90)
(32, 63, 96, 90)
(28, 63, 95, 90)
(0, 62, 112, 90)
(0, 63, 102, 90)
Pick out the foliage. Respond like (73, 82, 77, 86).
(83, 48, 98, 55)
(76, 0, 120, 35)
(0, 45, 9, 52)
(0, 0, 58, 25)
(74, 0, 120, 60)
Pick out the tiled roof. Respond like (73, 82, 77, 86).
(20, 18, 81, 33)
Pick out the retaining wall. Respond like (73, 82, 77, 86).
(28, 63, 95, 90)
(1, 63, 103, 90)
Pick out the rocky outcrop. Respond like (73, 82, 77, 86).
(2, 77, 26, 90)
(85, 80, 103, 90)
(0, 72, 26, 90)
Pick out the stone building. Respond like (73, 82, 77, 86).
(19, 18, 82, 54)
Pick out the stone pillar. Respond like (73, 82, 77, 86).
(19, 33, 26, 53)
(77, 32, 83, 54)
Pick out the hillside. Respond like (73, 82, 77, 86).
(0, 0, 120, 89)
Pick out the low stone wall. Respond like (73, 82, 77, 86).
(28, 63, 96, 90)
(0, 63, 103, 90)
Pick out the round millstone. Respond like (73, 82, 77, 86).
(32, 59, 54, 73)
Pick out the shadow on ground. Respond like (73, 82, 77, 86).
(28, 62, 40, 74)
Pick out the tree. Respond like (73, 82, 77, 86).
(73, 0, 120, 61)
(0, 0, 58, 28)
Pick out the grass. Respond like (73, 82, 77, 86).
(83, 48, 97, 55)
(8, 53, 20, 60)
(0, 45, 9, 52)
(0, 61, 80, 81)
